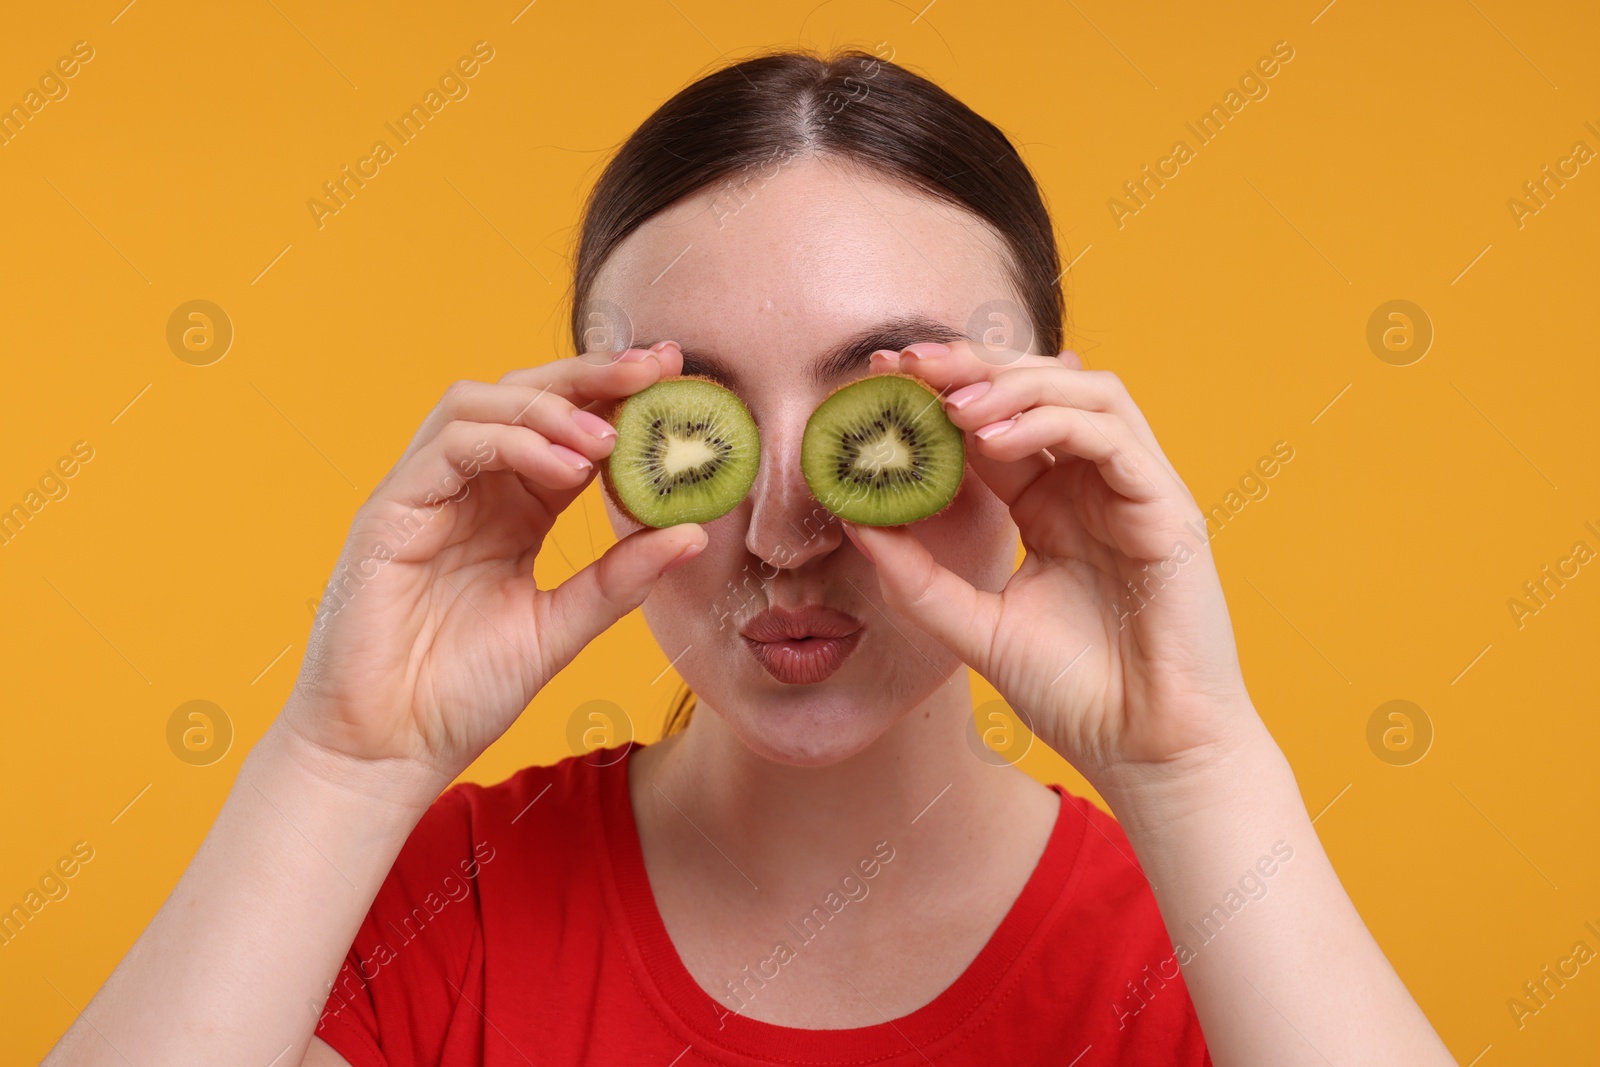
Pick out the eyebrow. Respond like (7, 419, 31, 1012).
(634, 315, 970, 391)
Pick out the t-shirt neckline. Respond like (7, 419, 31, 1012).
(595, 743, 1087, 1064)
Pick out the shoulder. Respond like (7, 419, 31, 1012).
(1021, 786, 1210, 1062)
(345, 750, 612, 946)
(447, 750, 603, 827)
(314, 750, 621, 1059)
(425, 748, 614, 869)
(1038, 786, 1170, 957)
(1047, 788, 1157, 918)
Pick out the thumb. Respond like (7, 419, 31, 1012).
(538, 524, 707, 672)
(842, 522, 998, 670)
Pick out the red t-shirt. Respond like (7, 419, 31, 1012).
(315, 744, 1211, 1065)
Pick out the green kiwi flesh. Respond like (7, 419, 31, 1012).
(606, 377, 760, 528)
(801, 373, 965, 526)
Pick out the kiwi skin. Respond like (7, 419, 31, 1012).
(801, 372, 966, 528)
(600, 375, 761, 529)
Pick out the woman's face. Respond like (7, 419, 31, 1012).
(592, 156, 1024, 766)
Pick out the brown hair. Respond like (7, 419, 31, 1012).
(566, 46, 1068, 739)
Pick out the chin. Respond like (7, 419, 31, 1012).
(714, 682, 902, 768)
(646, 601, 959, 768)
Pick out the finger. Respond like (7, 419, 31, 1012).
(841, 522, 1001, 672)
(964, 443, 1055, 508)
(939, 365, 1125, 431)
(390, 342, 678, 495)
(868, 341, 1061, 381)
(536, 524, 708, 673)
(970, 406, 1172, 503)
(401, 379, 620, 469)
(377, 420, 598, 530)
(938, 364, 1180, 485)
(880, 342, 1174, 477)
(885, 337, 1065, 372)
(496, 341, 685, 409)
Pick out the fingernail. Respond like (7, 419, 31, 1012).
(945, 381, 991, 410)
(869, 348, 901, 366)
(571, 409, 617, 439)
(975, 419, 1015, 440)
(902, 342, 950, 360)
(550, 443, 593, 470)
(649, 340, 680, 355)
(663, 540, 705, 573)
(841, 522, 875, 563)
(618, 347, 653, 363)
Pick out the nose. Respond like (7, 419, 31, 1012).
(743, 417, 843, 569)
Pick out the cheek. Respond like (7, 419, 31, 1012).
(639, 520, 754, 637)
(918, 475, 1016, 592)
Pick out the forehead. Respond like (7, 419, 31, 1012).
(590, 155, 1021, 368)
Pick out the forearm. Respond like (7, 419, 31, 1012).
(1095, 712, 1454, 1066)
(45, 705, 449, 1066)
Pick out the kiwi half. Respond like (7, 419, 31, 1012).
(801, 373, 965, 526)
(603, 377, 760, 528)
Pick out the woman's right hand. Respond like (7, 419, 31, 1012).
(280, 341, 705, 781)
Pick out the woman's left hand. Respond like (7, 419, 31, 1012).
(845, 340, 1261, 789)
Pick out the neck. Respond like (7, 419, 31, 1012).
(630, 677, 1051, 893)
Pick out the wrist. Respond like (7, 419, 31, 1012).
(1089, 709, 1296, 839)
(255, 703, 453, 827)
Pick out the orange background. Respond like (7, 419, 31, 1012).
(2, 1, 1597, 1063)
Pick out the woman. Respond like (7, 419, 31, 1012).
(47, 48, 1455, 1065)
